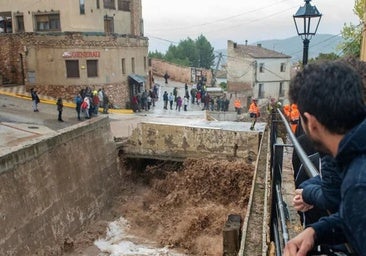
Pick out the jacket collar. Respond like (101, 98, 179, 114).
(336, 118, 366, 164)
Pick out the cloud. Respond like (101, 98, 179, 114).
(142, 0, 359, 52)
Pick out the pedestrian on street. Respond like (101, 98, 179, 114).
(74, 93, 82, 120)
(30, 88, 40, 112)
(56, 97, 64, 122)
(168, 92, 174, 110)
(249, 98, 260, 130)
(183, 96, 188, 111)
(98, 89, 104, 111)
(163, 91, 168, 110)
(102, 90, 109, 114)
(164, 72, 170, 84)
(176, 96, 182, 112)
(81, 96, 90, 119)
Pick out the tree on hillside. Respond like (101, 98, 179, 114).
(149, 50, 165, 60)
(164, 44, 191, 67)
(176, 38, 199, 67)
(338, 0, 364, 57)
(196, 35, 215, 69)
(309, 52, 339, 63)
(148, 35, 215, 69)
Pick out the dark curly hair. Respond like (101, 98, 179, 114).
(289, 61, 366, 134)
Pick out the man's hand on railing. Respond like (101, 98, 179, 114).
(293, 189, 314, 212)
(283, 227, 316, 256)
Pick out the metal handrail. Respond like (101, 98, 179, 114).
(269, 108, 321, 255)
(276, 108, 318, 178)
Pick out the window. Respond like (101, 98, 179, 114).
(259, 63, 264, 73)
(131, 57, 135, 73)
(258, 83, 264, 98)
(118, 0, 130, 11)
(104, 16, 114, 33)
(280, 63, 286, 72)
(0, 17, 12, 33)
(96, 0, 100, 9)
(35, 13, 60, 31)
(121, 58, 126, 74)
(80, 0, 85, 14)
(143, 56, 147, 71)
(87, 60, 98, 77)
(66, 60, 80, 78)
(15, 14, 24, 32)
(103, 0, 115, 9)
(279, 82, 285, 97)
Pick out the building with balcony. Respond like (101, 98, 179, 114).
(226, 40, 291, 108)
(0, 0, 148, 108)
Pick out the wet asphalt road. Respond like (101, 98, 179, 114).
(0, 94, 81, 131)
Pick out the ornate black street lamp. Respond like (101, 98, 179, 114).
(293, 0, 322, 65)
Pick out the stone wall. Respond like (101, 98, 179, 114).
(0, 117, 121, 255)
(123, 122, 260, 164)
(152, 58, 213, 85)
(0, 34, 24, 85)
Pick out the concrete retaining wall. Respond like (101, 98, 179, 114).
(0, 117, 121, 255)
(123, 122, 260, 164)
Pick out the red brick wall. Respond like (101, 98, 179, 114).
(0, 34, 25, 85)
(152, 58, 213, 85)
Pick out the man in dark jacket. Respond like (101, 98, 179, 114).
(294, 155, 341, 214)
(30, 88, 40, 112)
(162, 91, 168, 110)
(284, 61, 366, 256)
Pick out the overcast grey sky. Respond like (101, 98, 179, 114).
(142, 0, 360, 53)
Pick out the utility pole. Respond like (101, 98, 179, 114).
(211, 52, 223, 87)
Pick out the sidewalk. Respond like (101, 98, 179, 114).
(0, 84, 133, 114)
(0, 79, 209, 143)
(0, 77, 219, 115)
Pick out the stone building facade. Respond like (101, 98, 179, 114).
(227, 40, 291, 108)
(0, 0, 148, 109)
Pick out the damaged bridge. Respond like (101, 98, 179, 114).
(119, 120, 265, 164)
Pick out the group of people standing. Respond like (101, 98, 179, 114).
(162, 90, 188, 111)
(131, 83, 159, 112)
(30, 86, 109, 122)
(74, 87, 109, 121)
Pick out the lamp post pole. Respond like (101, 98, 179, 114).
(293, 0, 322, 66)
(302, 38, 310, 65)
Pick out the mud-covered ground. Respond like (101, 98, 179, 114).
(66, 157, 254, 255)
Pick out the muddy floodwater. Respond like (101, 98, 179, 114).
(65, 157, 254, 256)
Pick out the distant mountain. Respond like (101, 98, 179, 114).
(214, 34, 343, 66)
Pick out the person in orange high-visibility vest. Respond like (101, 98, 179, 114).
(234, 99, 241, 114)
(249, 98, 260, 130)
(283, 104, 291, 120)
(290, 103, 300, 133)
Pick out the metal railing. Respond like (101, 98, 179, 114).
(269, 108, 319, 255)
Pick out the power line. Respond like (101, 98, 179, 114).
(147, 0, 295, 33)
(147, 4, 299, 49)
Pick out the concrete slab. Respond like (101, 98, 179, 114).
(0, 122, 57, 154)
